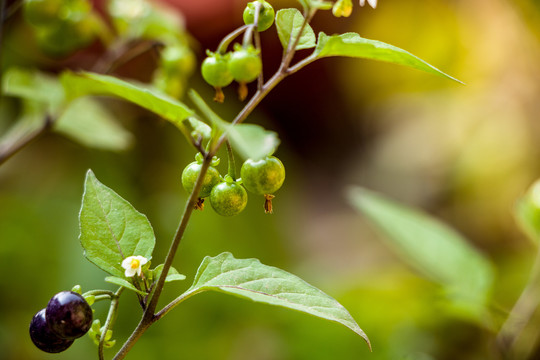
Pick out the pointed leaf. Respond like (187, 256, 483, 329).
(275, 9, 316, 50)
(60, 71, 194, 136)
(79, 170, 155, 277)
(55, 97, 133, 151)
(189, 90, 279, 160)
(227, 124, 279, 161)
(314, 32, 463, 83)
(105, 276, 148, 295)
(183, 252, 370, 347)
(348, 187, 493, 321)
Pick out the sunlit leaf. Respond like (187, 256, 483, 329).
(181, 252, 371, 348)
(275, 9, 316, 51)
(348, 187, 493, 321)
(55, 97, 133, 151)
(314, 32, 463, 83)
(226, 124, 279, 161)
(105, 276, 148, 295)
(60, 71, 194, 137)
(79, 170, 155, 277)
(189, 90, 279, 160)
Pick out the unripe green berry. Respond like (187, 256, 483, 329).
(243, 0, 275, 32)
(228, 45, 262, 83)
(182, 162, 221, 198)
(210, 182, 248, 216)
(201, 52, 234, 88)
(241, 156, 285, 195)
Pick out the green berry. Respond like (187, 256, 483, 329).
(201, 52, 234, 88)
(243, 0, 275, 32)
(210, 182, 248, 216)
(182, 161, 221, 198)
(241, 156, 285, 195)
(228, 45, 262, 83)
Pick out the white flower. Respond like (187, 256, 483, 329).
(359, 0, 377, 8)
(121, 255, 148, 277)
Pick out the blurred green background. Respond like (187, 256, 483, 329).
(2, 0, 540, 359)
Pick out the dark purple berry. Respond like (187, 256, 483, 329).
(46, 291, 93, 340)
(30, 309, 74, 353)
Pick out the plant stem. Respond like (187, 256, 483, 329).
(226, 140, 236, 179)
(99, 288, 124, 360)
(242, 2, 261, 48)
(498, 247, 540, 358)
(0, 115, 53, 166)
(113, 8, 318, 359)
(217, 25, 249, 54)
(112, 154, 213, 360)
(83, 290, 116, 298)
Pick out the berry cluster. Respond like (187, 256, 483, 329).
(201, 0, 274, 102)
(182, 154, 285, 215)
(29, 291, 93, 353)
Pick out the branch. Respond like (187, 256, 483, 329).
(0, 115, 53, 166)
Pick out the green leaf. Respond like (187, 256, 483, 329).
(226, 124, 279, 161)
(275, 9, 316, 51)
(105, 276, 148, 295)
(79, 170, 155, 277)
(182, 252, 370, 348)
(182, 117, 212, 142)
(60, 71, 194, 136)
(54, 97, 133, 151)
(2, 67, 65, 114)
(189, 90, 279, 160)
(314, 32, 463, 83)
(151, 264, 186, 283)
(347, 187, 493, 321)
(514, 179, 540, 244)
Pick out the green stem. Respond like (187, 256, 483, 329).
(0, 115, 54, 166)
(242, 1, 261, 48)
(498, 247, 540, 358)
(217, 25, 249, 54)
(83, 290, 116, 298)
(98, 288, 124, 360)
(226, 140, 236, 179)
(154, 289, 204, 321)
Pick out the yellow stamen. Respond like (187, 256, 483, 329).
(130, 259, 140, 269)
